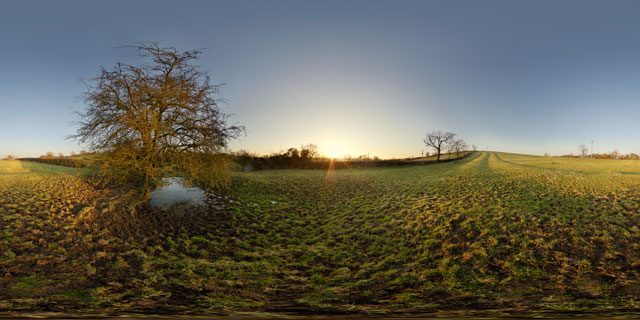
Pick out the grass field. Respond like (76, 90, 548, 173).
(409, 151, 472, 161)
(3, 153, 640, 315)
(0, 160, 94, 175)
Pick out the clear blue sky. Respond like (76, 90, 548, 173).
(2, 0, 640, 158)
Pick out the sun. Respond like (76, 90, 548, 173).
(320, 143, 349, 159)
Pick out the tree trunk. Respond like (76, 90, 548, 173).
(436, 149, 441, 162)
(142, 172, 151, 200)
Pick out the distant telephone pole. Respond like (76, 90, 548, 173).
(591, 140, 594, 159)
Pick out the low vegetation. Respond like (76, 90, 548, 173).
(3, 152, 640, 315)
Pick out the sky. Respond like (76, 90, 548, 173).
(2, 0, 640, 159)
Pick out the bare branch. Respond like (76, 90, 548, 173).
(70, 43, 244, 198)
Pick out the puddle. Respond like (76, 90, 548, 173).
(150, 177, 207, 207)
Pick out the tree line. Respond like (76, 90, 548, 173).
(557, 146, 640, 160)
(231, 144, 388, 171)
(232, 144, 322, 171)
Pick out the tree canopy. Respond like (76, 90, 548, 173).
(71, 43, 243, 198)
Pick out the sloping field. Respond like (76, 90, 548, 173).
(409, 151, 472, 162)
(496, 152, 640, 174)
(2, 153, 640, 315)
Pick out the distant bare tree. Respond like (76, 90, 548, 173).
(71, 43, 244, 199)
(446, 141, 455, 159)
(452, 139, 467, 158)
(611, 149, 620, 160)
(300, 143, 319, 160)
(472, 144, 477, 152)
(423, 130, 455, 162)
(579, 144, 588, 158)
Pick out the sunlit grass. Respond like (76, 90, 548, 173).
(4, 152, 640, 314)
(497, 152, 640, 173)
(0, 160, 95, 175)
(0, 160, 30, 173)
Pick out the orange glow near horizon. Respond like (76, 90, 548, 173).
(320, 143, 350, 159)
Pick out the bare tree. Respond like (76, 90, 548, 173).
(452, 139, 467, 158)
(472, 144, 477, 152)
(71, 43, 244, 199)
(579, 144, 588, 158)
(300, 143, 319, 160)
(446, 141, 455, 159)
(611, 148, 620, 160)
(423, 130, 455, 162)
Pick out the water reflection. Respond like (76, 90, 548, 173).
(150, 177, 206, 207)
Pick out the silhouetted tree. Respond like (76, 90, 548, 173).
(71, 43, 243, 199)
(286, 148, 299, 159)
(452, 138, 467, 158)
(423, 130, 455, 162)
(300, 143, 318, 160)
(579, 144, 588, 158)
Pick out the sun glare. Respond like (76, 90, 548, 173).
(321, 144, 349, 159)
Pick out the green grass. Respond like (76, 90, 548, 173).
(225, 151, 640, 310)
(0, 160, 94, 175)
(3, 152, 640, 314)
(409, 151, 472, 161)
(496, 152, 640, 173)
